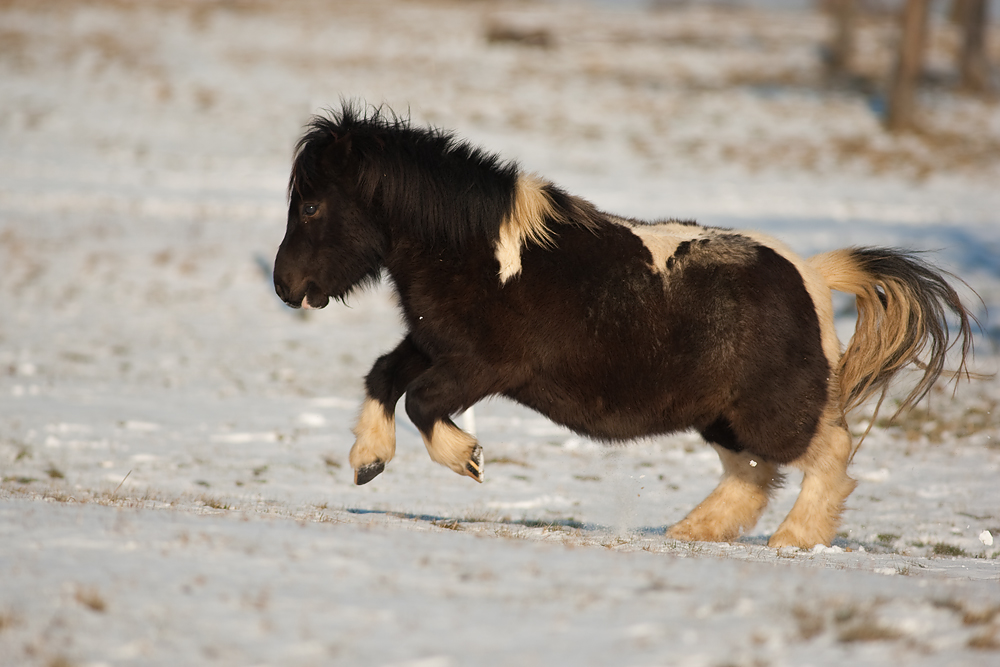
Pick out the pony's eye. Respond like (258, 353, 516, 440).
(303, 204, 318, 216)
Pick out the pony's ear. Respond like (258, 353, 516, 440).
(323, 133, 352, 171)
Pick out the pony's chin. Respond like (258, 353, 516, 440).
(302, 293, 330, 309)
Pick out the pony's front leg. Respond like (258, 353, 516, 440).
(404, 368, 484, 483)
(350, 336, 430, 485)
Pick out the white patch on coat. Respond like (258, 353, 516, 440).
(620, 221, 841, 392)
(624, 221, 710, 272)
(495, 173, 557, 284)
(622, 221, 757, 275)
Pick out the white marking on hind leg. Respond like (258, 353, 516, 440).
(421, 421, 483, 482)
(769, 413, 857, 549)
(349, 397, 396, 470)
(667, 445, 783, 543)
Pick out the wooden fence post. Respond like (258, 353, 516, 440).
(827, 0, 857, 78)
(957, 0, 991, 93)
(886, 0, 930, 131)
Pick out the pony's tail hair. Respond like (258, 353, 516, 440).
(809, 247, 976, 423)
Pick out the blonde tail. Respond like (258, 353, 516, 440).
(809, 247, 975, 422)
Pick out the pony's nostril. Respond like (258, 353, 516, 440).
(273, 275, 299, 306)
(273, 277, 288, 300)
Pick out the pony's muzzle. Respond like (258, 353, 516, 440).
(273, 275, 328, 309)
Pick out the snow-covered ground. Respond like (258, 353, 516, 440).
(1, 1, 999, 665)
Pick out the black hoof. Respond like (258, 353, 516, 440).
(465, 445, 484, 483)
(354, 460, 385, 485)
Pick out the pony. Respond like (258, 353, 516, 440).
(273, 103, 975, 549)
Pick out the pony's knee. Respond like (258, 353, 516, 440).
(715, 446, 783, 492)
(365, 336, 431, 410)
(403, 375, 454, 434)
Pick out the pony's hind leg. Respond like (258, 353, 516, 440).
(404, 366, 484, 482)
(768, 413, 857, 549)
(350, 336, 431, 485)
(667, 445, 784, 543)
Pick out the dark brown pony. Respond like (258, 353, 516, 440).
(273, 104, 974, 549)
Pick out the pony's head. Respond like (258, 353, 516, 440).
(274, 102, 587, 307)
(273, 111, 387, 309)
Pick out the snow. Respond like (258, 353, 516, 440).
(1, 1, 999, 665)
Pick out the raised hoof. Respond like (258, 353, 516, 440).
(465, 444, 484, 483)
(354, 460, 385, 485)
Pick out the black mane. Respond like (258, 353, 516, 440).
(290, 103, 520, 249)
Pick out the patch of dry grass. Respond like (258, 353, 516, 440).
(932, 542, 970, 558)
(968, 628, 1000, 650)
(0, 609, 19, 632)
(793, 600, 905, 644)
(875, 398, 1000, 445)
(837, 619, 902, 643)
(3, 0, 998, 181)
(73, 585, 107, 613)
(485, 455, 530, 468)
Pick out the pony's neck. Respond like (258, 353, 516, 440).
(354, 133, 518, 252)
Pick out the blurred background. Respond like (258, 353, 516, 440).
(2, 6, 1000, 664)
(1, 0, 998, 461)
(1, 0, 999, 593)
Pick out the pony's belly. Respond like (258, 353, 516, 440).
(505, 383, 699, 443)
